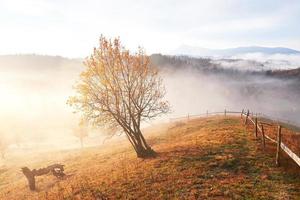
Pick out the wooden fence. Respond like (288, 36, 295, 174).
(169, 110, 300, 168)
(169, 109, 241, 122)
(241, 109, 300, 167)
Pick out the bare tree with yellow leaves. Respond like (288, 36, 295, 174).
(68, 36, 170, 158)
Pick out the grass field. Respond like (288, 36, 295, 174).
(0, 116, 299, 200)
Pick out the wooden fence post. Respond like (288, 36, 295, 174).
(241, 109, 244, 119)
(255, 117, 258, 138)
(244, 110, 249, 125)
(276, 125, 282, 166)
(22, 168, 36, 190)
(224, 109, 226, 117)
(187, 113, 190, 121)
(261, 124, 266, 150)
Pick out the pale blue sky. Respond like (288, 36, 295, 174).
(0, 0, 299, 57)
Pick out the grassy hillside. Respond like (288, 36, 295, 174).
(0, 116, 299, 199)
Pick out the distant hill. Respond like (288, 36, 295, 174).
(150, 54, 300, 78)
(0, 54, 82, 72)
(267, 67, 300, 78)
(171, 45, 300, 57)
(0, 54, 83, 88)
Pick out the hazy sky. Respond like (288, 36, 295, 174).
(0, 0, 299, 57)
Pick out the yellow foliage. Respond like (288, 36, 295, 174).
(68, 35, 170, 157)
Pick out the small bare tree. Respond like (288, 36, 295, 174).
(68, 36, 170, 158)
(73, 121, 89, 148)
(0, 138, 8, 159)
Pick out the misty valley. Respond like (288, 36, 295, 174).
(1, 53, 299, 152)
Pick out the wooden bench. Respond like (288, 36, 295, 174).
(21, 164, 65, 190)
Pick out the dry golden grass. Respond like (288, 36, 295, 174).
(0, 116, 299, 200)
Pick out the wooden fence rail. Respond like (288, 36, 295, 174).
(169, 110, 241, 121)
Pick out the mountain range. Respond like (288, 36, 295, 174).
(171, 45, 300, 57)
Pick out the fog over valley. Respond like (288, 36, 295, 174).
(0, 52, 300, 151)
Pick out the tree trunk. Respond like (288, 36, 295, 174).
(135, 144, 156, 158)
(132, 131, 156, 158)
(122, 122, 156, 158)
